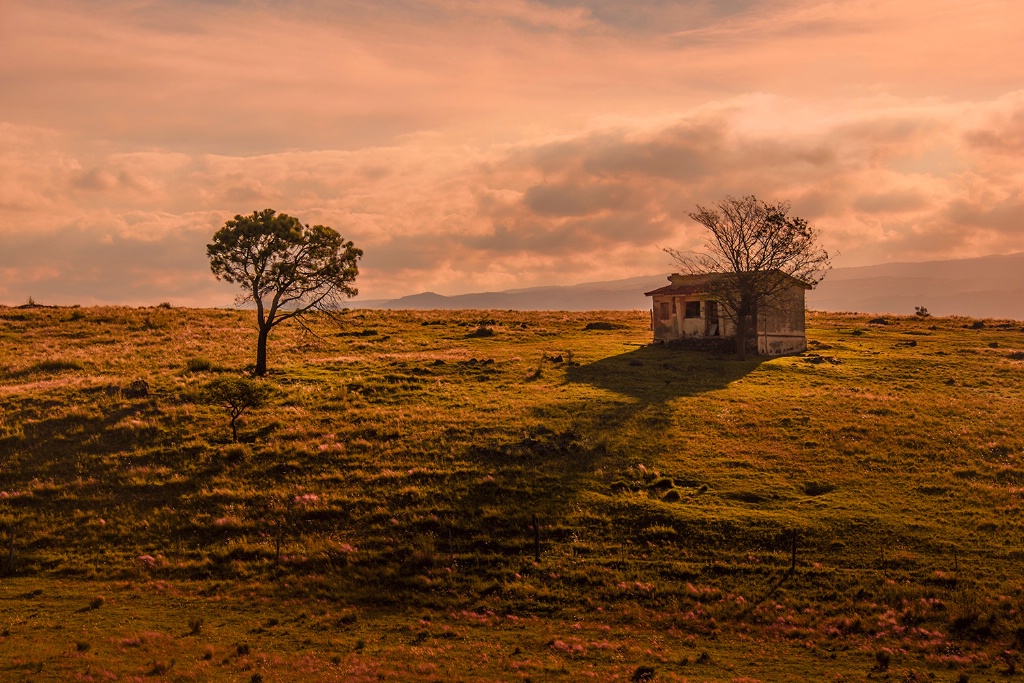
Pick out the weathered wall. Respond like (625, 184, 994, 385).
(756, 285, 807, 355)
(652, 284, 807, 355)
(652, 295, 729, 341)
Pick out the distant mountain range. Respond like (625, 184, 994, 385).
(352, 253, 1024, 320)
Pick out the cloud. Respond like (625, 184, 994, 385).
(4, 87, 1024, 303)
(2, 1, 1023, 304)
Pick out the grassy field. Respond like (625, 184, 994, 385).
(1, 305, 1023, 682)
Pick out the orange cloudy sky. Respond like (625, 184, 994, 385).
(1, 0, 1022, 305)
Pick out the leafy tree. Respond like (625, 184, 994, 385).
(202, 376, 274, 442)
(207, 209, 362, 376)
(666, 195, 831, 360)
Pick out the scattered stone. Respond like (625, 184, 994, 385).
(547, 354, 563, 363)
(803, 354, 844, 365)
(631, 666, 656, 682)
(970, 321, 985, 329)
(988, 342, 1000, 348)
(662, 489, 682, 502)
(868, 317, 888, 325)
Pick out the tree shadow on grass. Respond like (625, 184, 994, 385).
(416, 348, 767, 596)
(565, 343, 764, 403)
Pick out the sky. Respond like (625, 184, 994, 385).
(1, 0, 1022, 306)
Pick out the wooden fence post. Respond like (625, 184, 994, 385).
(6, 522, 14, 573)
(533, 514, 540, 563)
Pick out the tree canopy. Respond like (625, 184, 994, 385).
(666, 195, 831, 358)
(207, 209, 362, 376)
(202, 376, 274, 443)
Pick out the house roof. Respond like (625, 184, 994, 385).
(644, 271, 812, 297)
(644, 283, 706, 297)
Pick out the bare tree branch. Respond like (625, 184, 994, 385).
(665, 195, 832, 358)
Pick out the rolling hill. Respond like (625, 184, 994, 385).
(354, 253, 1024, 319)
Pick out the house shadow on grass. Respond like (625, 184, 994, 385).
(565, 343, 764, 403)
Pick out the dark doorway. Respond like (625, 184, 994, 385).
(705, 300, 719, 336)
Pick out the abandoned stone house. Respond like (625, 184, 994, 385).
(644, 272, 810, 355)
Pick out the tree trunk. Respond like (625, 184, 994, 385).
(735, 308, 748, 361)
(255, 324, 270, 377)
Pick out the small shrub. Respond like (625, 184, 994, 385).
(221, 443, 251, 463)
(803, 481, 837, 496)
(914, 306, 930, 317)
(152, 661, 175, 675)
(157, 302, 172, 309)
(236, 643, 251, 656)
(31, 359, 84, 374)
(648, 477, 674, 492)
(89, 596, 105, 610)
(584, 321, 619, 331)
(874, 649, 891, 671)
(123, 379, 149, 398)
(76, 641, 90, 652)
(188, 617, 204, 635)
(202, 377, 275, 442)
(186, 357, 214, 373)
(468, 325, 494, 338)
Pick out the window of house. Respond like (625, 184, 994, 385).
(658, 302, 671, 320)
(684, 301, 701, 318)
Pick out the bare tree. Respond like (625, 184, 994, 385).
(207, 209, 362, 376)
(666, 195, 831, 359)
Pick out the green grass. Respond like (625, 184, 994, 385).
(1, 305, 1024, 680)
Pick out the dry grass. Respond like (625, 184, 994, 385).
(1, 305, 1023, 680)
